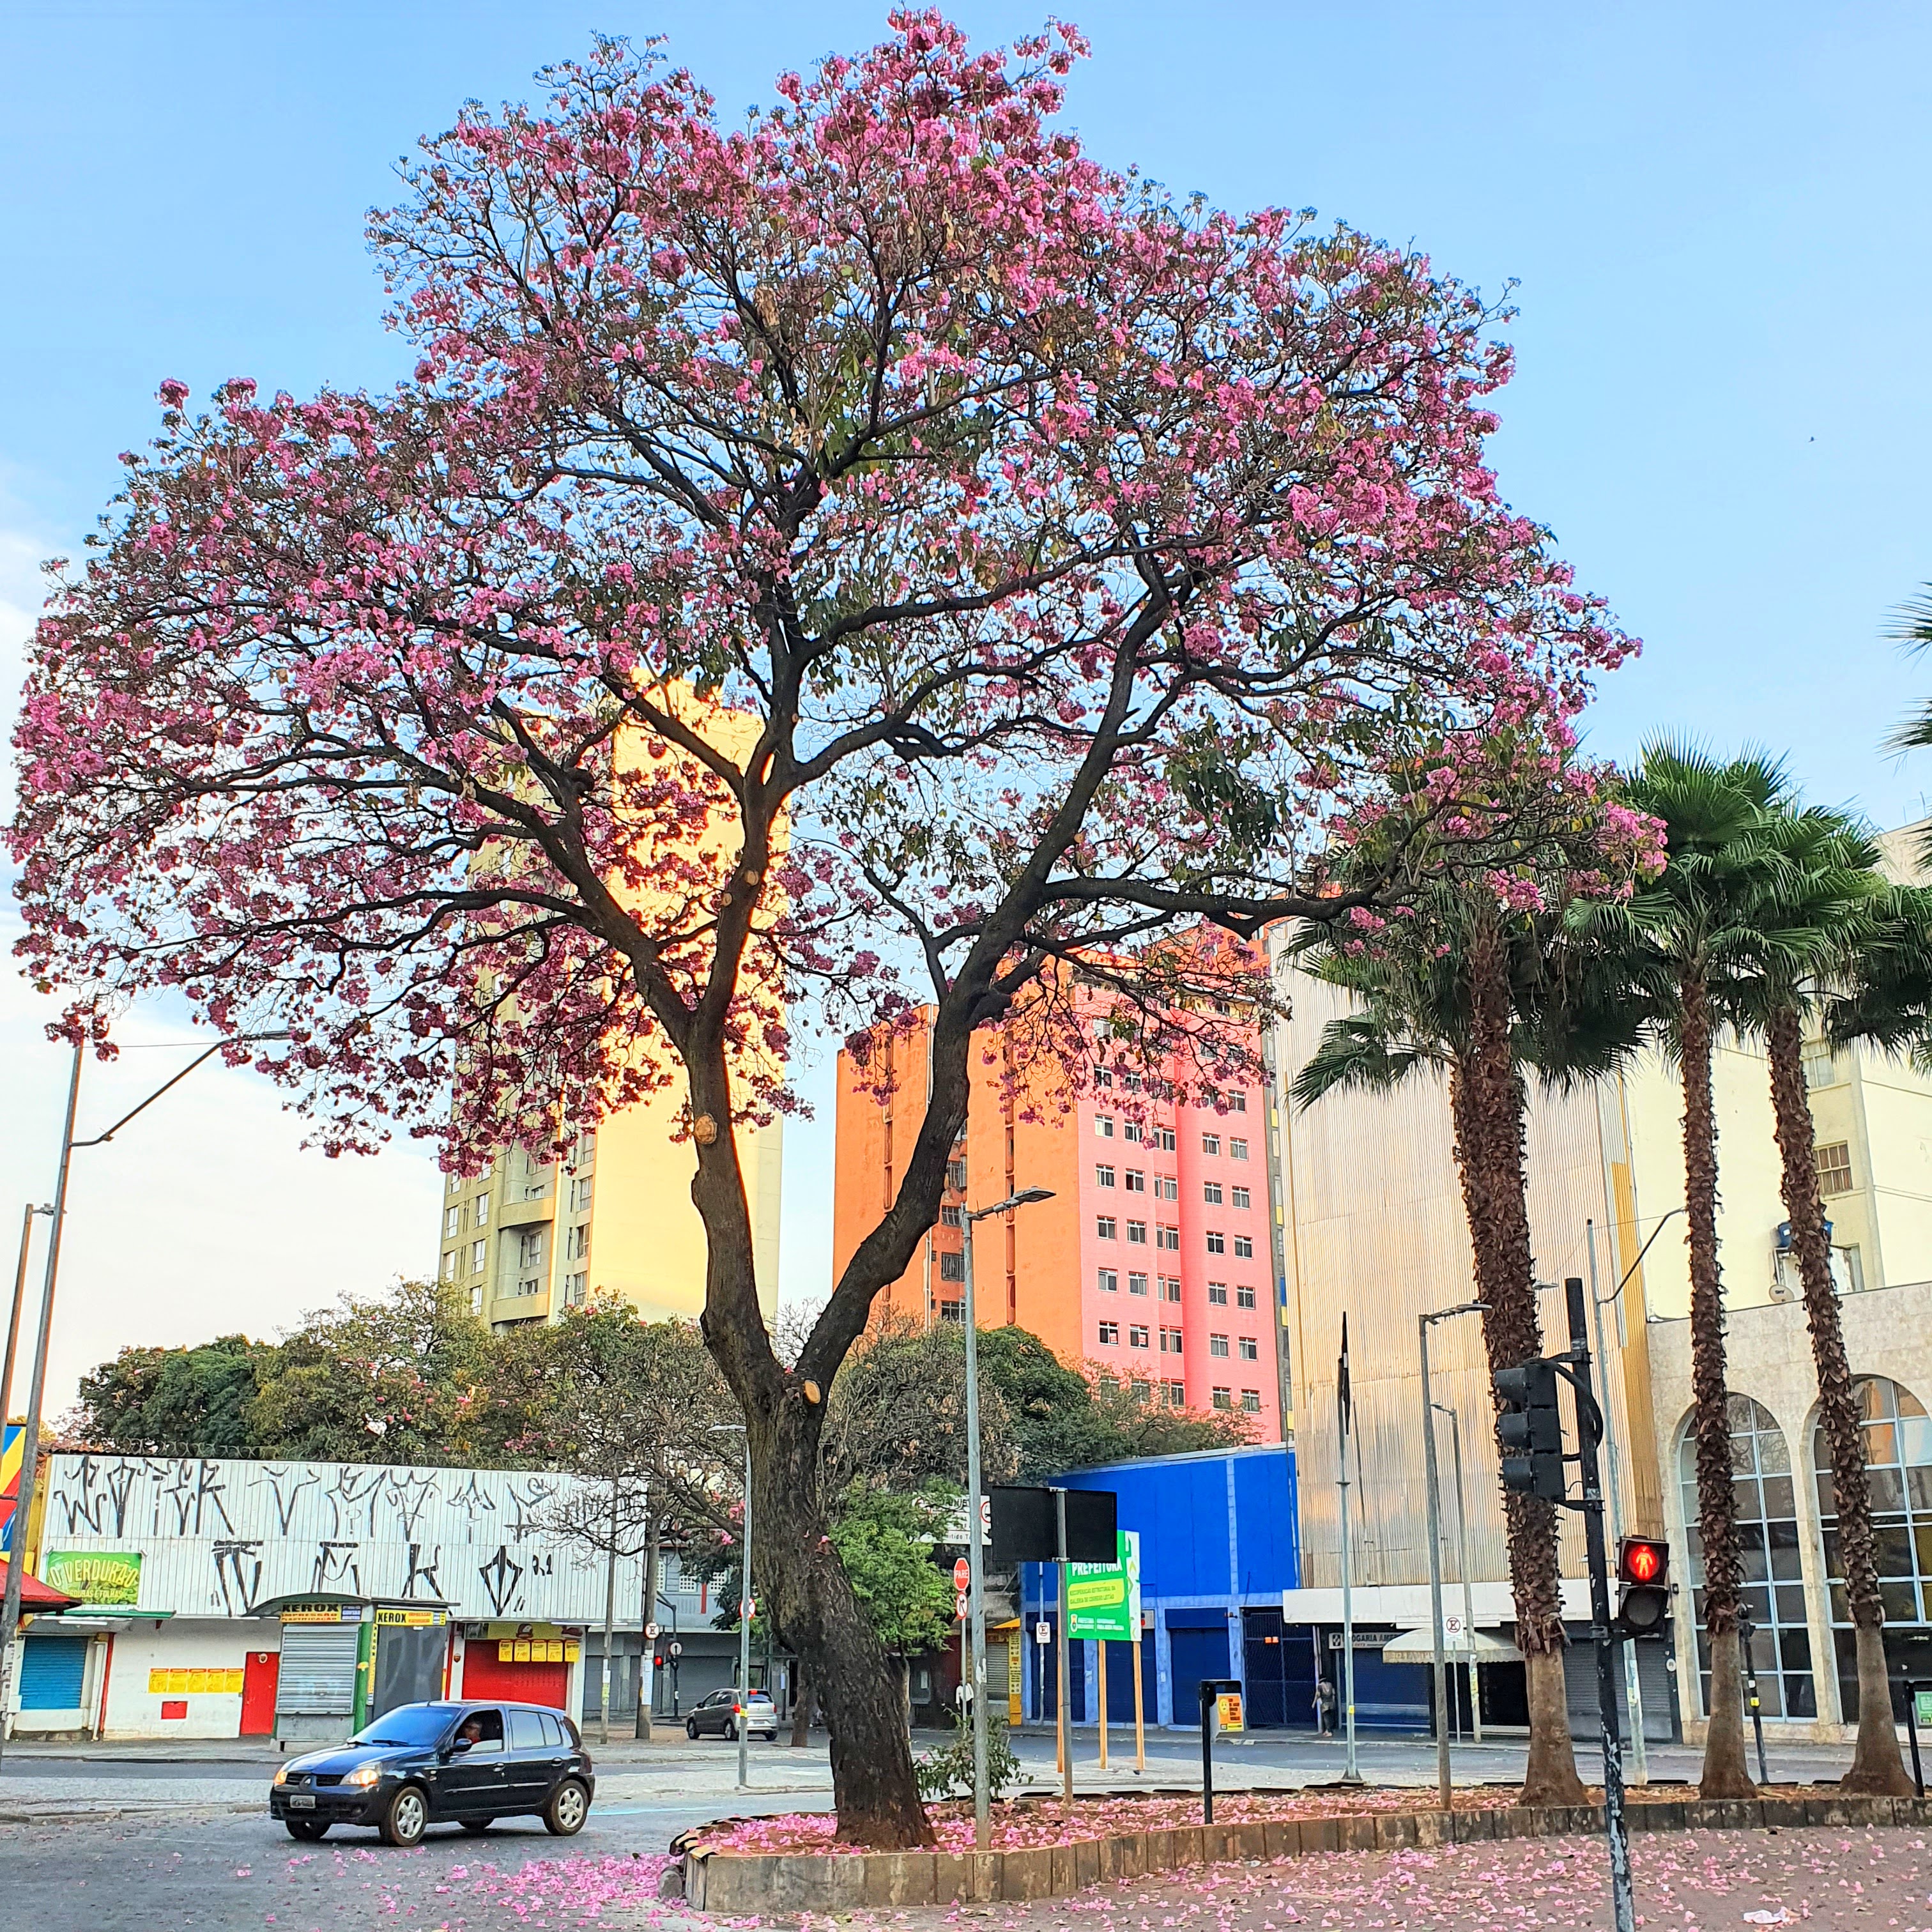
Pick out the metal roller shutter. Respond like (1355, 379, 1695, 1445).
(275, 1625, 361, 1717)
(20, 1635, 88, 1709)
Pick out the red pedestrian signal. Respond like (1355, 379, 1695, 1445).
(1618, 1537, 1667, 1586)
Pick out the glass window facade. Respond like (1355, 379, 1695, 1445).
(1678, 1395, 1814, 1718)
(1813, 1376, 1932, 1719)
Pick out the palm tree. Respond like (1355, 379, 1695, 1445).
(1721, 803, 1918, 1793)
(1293, 877, 1645, 1807)
(1590, 743, 1814, 1800)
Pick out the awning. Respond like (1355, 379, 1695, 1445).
(0, 1560, 79, 1613)
(1381, 1625, 1522, 1664)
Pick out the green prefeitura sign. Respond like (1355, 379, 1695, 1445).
(1065, 1529, 1142, 1641)
(1915, 1689, 1932, 1731)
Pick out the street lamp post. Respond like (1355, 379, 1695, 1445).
(711, 1422, 753, 1793)
(1419, 1300, 1485, 1814)
(961, 1186, 1053, 1851)
(1432, 1402, 1482, 1745)
(1, 1204, 53, 1440)
(0, 1032, 286, 1763)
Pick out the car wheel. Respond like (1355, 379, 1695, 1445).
(725, 1717, 739, 1742)
(544, 1777, 590, 1837)
(378, 1784, 429, 1848)
(459, 1818, 493, 1834)
(284, 1819, 330, 1842)
(764, 1731, 779, 1743)
(686, 1718, 699, 1739)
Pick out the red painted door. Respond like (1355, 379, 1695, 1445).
(460, 1644, 569, 1710)
(240, 1649, 279, 1735)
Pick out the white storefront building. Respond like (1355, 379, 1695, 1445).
(8, 1453, 662, 1742)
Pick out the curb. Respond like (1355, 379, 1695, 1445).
(678, 1793, 1932, 1913)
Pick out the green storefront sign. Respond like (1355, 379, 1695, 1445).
(1065, 1530, 1142, 1641)
(42, 1550, 142, 1607)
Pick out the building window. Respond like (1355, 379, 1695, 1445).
(514, 1275, 542, 1298)
(475, 1193, 490, 1225)
(1202, 1133, 1222, 1156)
(1239, 1337, 1259, 1361)
(1227, 1092, 1246, 1112)
(1131, 1378, 1152, 1400)
(1814, 1376, 1932, 1721)
(1241, 1389, 1262, 1413)
(1232, 1186, 1252, 1211)
(1099, 1321, 1120, 1346)
(1802, 1043, 1840, 1090)
(569, 1176, 592, 1213)
(1123, 1121, 1144, 1144)
(1164, 1380, 1186, 1406)
(1160, 1276, 1182, 1301)
(1203, 1181, 1224, 1206)
(1096, 1216, 1117, 1240)
(1230, 1138, 1249, 1161)
(518, 1229, 544, 1271)
(1206, 1230, 1225, 1254)
(1124, 1169, 1146, 1193)
(1126, 1220, 1148, 1245)
(1095, 1114, 1115, 1138)
(1212, 1387, 1233, 1409)
(1679, 1395, 1814, 1719)
(941, 1204, 962, 1226)
(1093, 1068, 1114, 1089)
(1237, 1283, 1257, 1310)
(1098, 1268, 1119, 1293)
(1154, 1175, 1178, 1201)
(1160, 1327, 1183, 1355)
(947, 1160, 967, 1192)
(470, 1240, 487, 1275)
(1123, 1071, 1143, 1092)
(1156, 1128, 1177, 1153)
(1128, 1324, 1150, 1349)
(939, 1299, 965, 1324)
(470, 1286, 484, 1315)
(1816, 1142, 1854, 1197)
(1233, 1234, 1254, 1259)
(1208, 1282, 1229, 1305)
(1096, 1163, 1116, 1188)
(567, 1222, 591, 1260)
(563, 1271, 588, 1307)
(1157, 1225, 1180, 1251)
(441, 1250, 457, 1281)
(939, 1250, 965, 1281)
(1128, 1272, 1149, 1296)
(1210, 1334, 1230, 1358)
(445, 1205, 462, 1239)
(448, 1171, 463, 1195)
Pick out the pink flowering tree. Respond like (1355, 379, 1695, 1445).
(12, 17, 1633, 1843)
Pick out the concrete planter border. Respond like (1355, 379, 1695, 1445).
(677, 1793, 1932, 1915)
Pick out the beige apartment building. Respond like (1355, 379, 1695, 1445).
(1266, 820, 1932, 1743)
(437, 1108, 782, 1331)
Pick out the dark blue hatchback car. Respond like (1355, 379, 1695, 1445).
(269, 1701, 594, 1846)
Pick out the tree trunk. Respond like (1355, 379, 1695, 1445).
(636, 1518, 658, 1743)
(1766, 1000, 1908, 1791)
(790, 1663, 815, 1747)
(1680, 969, 1756, 1799)
(1452, 923, 1589, 1808)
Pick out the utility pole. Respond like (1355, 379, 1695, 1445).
(637, 1509, 659, 1741)
(1335, 1313, 1360, 1785)
(1419, 1301, 1483, 1812)
(1433, 1401, 1482, 1744)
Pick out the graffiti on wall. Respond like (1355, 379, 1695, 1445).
(40, 1454, 624, 1624)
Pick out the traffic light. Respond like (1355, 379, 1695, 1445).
(1613, 1537, 1669, 1637)
(1496, 1357, 1565, 1499)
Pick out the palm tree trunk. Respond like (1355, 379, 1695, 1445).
(1455, 922, 1588, 1807)
(1766, 1000, 1908, 1791)
(1680, 968, 1756, 1798)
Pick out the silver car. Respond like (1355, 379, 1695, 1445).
(684, 1689, 778, 1742)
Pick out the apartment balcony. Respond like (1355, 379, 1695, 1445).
(496, 1191, 555, 1229)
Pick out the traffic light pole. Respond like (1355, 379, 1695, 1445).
(1560, 1277, 1635, 1932)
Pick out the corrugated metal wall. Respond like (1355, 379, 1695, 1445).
(1276, 971, 1662, 1595)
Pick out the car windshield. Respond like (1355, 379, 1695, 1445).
(350, 1704, 460, 1748)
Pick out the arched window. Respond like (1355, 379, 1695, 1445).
(1678, 1396, 1814, 1718)
(1813, 1376, 1932, 1719)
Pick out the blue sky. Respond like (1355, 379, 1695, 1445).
(3, 2, 1930, 1393)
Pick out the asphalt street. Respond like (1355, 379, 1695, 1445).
(0, 1728, 1866, 1932)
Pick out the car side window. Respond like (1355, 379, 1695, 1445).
(536, 1711, 562, 1747)
(509, 1708, 546, 1751)
(457, 1707, 504, 1754)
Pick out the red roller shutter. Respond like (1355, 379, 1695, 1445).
(461, 1644, 567, 1710)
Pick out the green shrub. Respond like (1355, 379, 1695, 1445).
(914, 1710, 1022, 1802)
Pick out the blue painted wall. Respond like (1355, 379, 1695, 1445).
(1018, 1443, 1298, 1728)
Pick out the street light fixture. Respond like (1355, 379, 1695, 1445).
(0, 1029, 290, 1763)
(710, 1421, 754, 1794)
(961, 1186, 1053, 1850)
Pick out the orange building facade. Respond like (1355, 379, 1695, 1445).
(832, 1008, 1285, 1440)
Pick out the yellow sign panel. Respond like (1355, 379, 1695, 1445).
(147, 1667, 243, 1695)
(1065, 1575, 1126, 1613)
(1215, 1692, 1244, 1733)
(498, 1637, 569, 1664)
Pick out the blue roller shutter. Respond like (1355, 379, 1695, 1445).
(20, 1634, 88, 1708)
